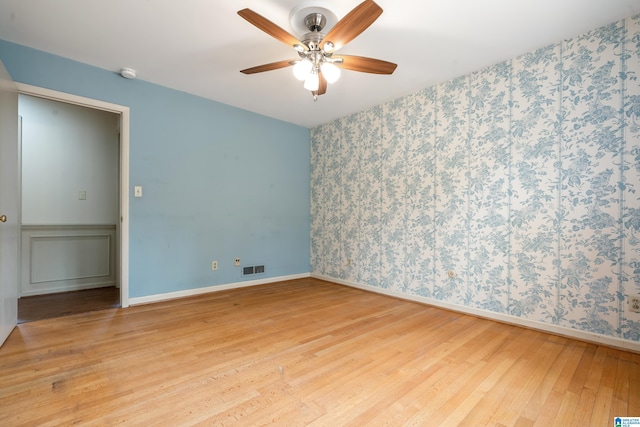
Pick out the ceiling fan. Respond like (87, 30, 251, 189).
(238, 0, 397, 100)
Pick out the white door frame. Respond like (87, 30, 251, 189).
(16, 83, 130, 308)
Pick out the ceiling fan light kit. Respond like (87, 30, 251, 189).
(303, 70, 320, 91)
(238, 0, 397, 100)
(293, 59, 313, 80)
(321, 62, 340, 83)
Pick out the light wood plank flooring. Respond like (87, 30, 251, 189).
(1, 278, 638, 426)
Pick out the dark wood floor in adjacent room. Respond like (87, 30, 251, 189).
(18, 286, 120, 323)
(1, 278, 638, 426)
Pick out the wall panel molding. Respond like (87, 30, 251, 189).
(21, 224, 116, 296)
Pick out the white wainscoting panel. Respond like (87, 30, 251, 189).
(21, 225, 116, 296)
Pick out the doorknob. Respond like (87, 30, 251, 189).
(0, 215, 6, 223)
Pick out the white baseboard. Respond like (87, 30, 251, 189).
(312, 273, 640, 353)
(20, 281, 115, 297)
(128, 273, 311, 306)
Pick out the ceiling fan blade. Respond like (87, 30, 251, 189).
(337, 55, 397, 74)
(317, 73, 327, 95)
(240, 60, 294, 74)
(311, 73, 328, 97)
(320, 0, 383, 52)
(238, 9, 304, 49)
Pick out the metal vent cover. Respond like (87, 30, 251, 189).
(242, 265, 265, 276)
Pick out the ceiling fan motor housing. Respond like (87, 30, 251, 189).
(300, 13, 328, 51)
(304, 13, 326, 32)
(288, 1, 338, 36)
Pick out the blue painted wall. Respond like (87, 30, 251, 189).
(311, 15, 640, 344)
(0, 40, 310, 298)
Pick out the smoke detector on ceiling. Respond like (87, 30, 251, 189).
(120, 68, 137, 79)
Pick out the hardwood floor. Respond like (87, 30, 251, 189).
(18, 286, 120, 323)
(0, 278, 638, 426)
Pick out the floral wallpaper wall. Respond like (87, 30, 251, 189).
(310, 15, 640, 343)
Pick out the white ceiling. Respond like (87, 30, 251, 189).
(1, 0, 640, 128)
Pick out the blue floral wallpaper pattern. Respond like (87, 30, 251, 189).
(310, 15, 640, 343)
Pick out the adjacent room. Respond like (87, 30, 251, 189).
(1, 0, 640, 425)
(17, 94, 121, 322)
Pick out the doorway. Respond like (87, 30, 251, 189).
(15, 84, 130, 322)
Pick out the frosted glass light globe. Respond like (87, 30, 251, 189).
(321, 62, 341, 84)
(304, 73, 319, 91)
(293, 60, 312, 81)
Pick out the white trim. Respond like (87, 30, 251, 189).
(129, 273, 311, 306)
(15, 84, 126, 113)
(119, 107, 130, 308)
(312, 273, 640, 353)
(15, 83, 130, 308)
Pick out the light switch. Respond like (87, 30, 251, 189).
(79, 190, 87, 200)
(134, 186, 142, 198)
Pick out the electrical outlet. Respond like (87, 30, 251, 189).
(211, 261, 218, 271)
(234, 257, 241, 267)
(630, 295, 640, 313)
